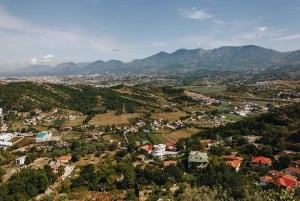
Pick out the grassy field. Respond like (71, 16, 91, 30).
(183, 85, 227, 94)
(63, 132, 82, 141)
(89, 111, 141, 126)
(149, 128, 199, 144)
(151, 111, 186, 121)
(223, 114, 242, 121)
(102, 134, 123, 142)
(64, 115, 87, 126)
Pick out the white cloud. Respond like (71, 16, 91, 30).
(255, 26, 267, 33)
(179, 7, 212, 20)
(29, 54, 55, 65)
(0, 5, 133, 63)
(41, 54, 55, 63)
(30, 58, 38, 65)
(276, 34, 300, 41)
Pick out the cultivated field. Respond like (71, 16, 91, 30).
(149, 128, 199, 144)
(89, 111, 141, 126)
(183, 85, 227, 94)
(151, 111, 186, 121)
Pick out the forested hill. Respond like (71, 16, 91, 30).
(0, 82, 145, 114)
(178, 103, 300, 152)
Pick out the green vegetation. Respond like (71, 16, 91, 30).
(182, 85, 227, 94)
(0, 167, 55, 201)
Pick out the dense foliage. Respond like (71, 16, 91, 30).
(0, 167, 55, 201)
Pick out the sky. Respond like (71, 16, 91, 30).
(0, 0, 300, 70)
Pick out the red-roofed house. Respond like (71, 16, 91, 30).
(267, 170, 283, 178)
(226, 159, 242, 172)
(251, 156, 272, 168)
(260, 175, 273, 187)
(57, 154, 72, 163)
(277, 175, 298, 190)
(283, 167, 300, 180)
(140, 145, 153, 154)
(292, 160, 300, 168)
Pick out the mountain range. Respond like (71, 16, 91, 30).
(5, 45, 300, 76)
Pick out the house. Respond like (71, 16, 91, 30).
(140, 145, 153, 154)
(137, 154, 146, 161)
(267, 170, 283, 178)
(49, 161, 61, 173)
(0, 141, 12, 149)
(283, 167, 300, 180)
(0, 133, 14, 142)
(251, 156, 272, 167)
(188, 151, 209, 169)
(291, 160, 300, 168)
(260, 175, 273, 187)
(151, 144, 166, 158)
(16, 155, 26, 166)
(222, 155, 243, 172)
(35, 131, 52, 142)
(163, 160, 177, 167)
(57, 154, 72, 163)
(276, 175, 298, 190)
(226, 159, 242, 172)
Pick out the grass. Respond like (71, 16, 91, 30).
(183, 85, 227, 94)
(64, 115, 87, 126)
(63, 132, 81, 141)
(149, 128, 199, 144)
(151, 111, 186, 121)
(102, 134, 123, 142)
(223, 114, 242, 121)
(89, 111, 141, 126)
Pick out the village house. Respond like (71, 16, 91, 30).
(49, 161, 61, 173)
(163, 160, 177, 167)
(57, 154, 72, 163)
(222, 155, 243, 172)
(140, 145, 153, 154)
(251, 156, 272, 168)
(15, 155, 26, 166)
(151, 144, 166, 158)
(0, 133, 14, 149)
(283, 167, 300, 180)
(277, 175, 299, 191)
(188, 151, 209, 169)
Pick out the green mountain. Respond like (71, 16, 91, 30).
(7, 45, 300, 76)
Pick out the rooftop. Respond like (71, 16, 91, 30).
(188, 151, 209, 163)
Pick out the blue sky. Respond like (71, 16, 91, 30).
(0, 0, 300, 70)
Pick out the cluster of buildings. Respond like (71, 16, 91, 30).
(184, 91, 219, 105)
(0, 133, 15, 149)
(234, 104, 257, 117)
(260, 160, 300, 191)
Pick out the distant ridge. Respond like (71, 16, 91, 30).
(6, 45, 300, 76)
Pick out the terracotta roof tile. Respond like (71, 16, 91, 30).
(252, 156, 272, 165)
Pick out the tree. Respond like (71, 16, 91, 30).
(164, 164, 183, 182)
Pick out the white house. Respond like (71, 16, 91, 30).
(16, 156, 26, 166)
(0, 141, 12, 149)
(0, 133, 14, 142)
(151, 144, 166, 158)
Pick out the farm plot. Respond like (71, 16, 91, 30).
(89, 111, 141, 126)
(149, 128, 199, 144)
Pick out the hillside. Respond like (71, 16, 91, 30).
(0, 82, 152, 114)
(180, 103, 300, 152)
